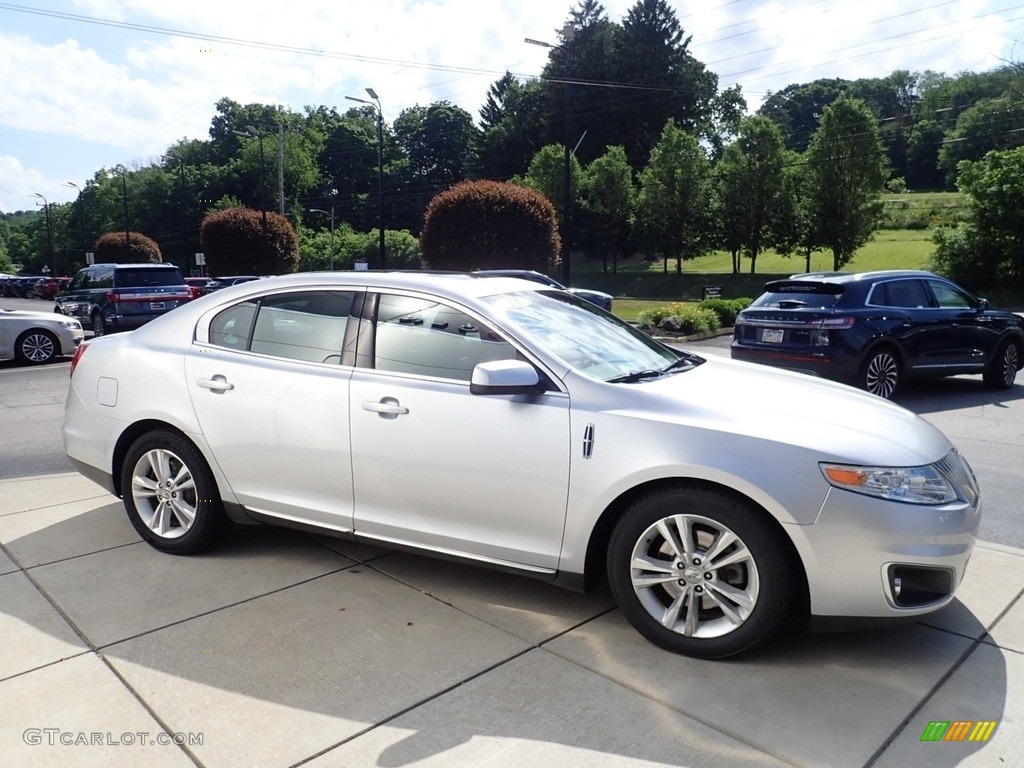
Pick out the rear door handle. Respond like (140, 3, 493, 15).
(197, 375, 234, 393)
(362, 398, 408, 419)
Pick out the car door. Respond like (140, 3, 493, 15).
(922, 278, 996, 370)
(185, 290, 358, 531)
(871, 278, 961, 371)
(349, 291, 571, 571)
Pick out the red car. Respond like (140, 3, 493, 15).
(185, 277, 211, 300)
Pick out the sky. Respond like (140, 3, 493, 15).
(1, 0, 1023, 214)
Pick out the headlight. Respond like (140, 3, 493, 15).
(58, 320, 82, 331)
(820, 462, 957, 505)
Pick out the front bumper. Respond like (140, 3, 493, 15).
(788, 486, 980, 618)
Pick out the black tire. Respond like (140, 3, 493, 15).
(91, 311, 107, 337)
(14, 329, 59, 365)
(983, 339, 1020, 390)
(859, 347, 900, 399)
(607, 484, 799, 659)
(121, 430, 229, 554)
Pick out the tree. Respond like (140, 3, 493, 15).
(518, 144, 584, 226)
(715, 116, 788, 273)
(392, 102, 480, 231)
(938, 95, 1024, 182)
(804, 97, 888, 270)
(612, 0, 719, 162)
(635, 119, 713, 272)
(577, 145, 635, 272)
(419, 180, 560, 271)
(93, 231, 163, 263)
(200, 207, 299, 276)
(475, 73, 548, 181)
(933, 146, 1024, 289)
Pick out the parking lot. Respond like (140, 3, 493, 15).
(1, 297, 1023, 767)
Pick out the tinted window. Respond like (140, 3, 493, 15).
(373, 294, 517, 381)
(751, 289, 841, 309)
(927, 280, 973, 309)
(92, 268, 114, 290)
(872, 279, 929, 308)
(114, 267, 184, 288)
(250, 291, 354, 364)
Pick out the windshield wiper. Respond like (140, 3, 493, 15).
(606, 369, 665, 384)
(660, 353, 704, 374)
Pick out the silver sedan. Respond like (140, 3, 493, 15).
(62, 272, 980, 659)
(1, 307, 84, 364)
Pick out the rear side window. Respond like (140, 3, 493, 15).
(250, 292, 354, 364)
(114, 268, 184, 288)
(871, 279, 930, 308)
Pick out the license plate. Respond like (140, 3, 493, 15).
(761, 329, 784, 344)
(150, 302, 165, 310)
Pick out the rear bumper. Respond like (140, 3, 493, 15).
(730, 342, 861, 382)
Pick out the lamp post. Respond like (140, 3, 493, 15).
(308, 207, 336, 271)
(30, 193, 56, 277)
(233, 125, 268, 242)
(345, 88, 385, 270)
(526, 24, 575, 287)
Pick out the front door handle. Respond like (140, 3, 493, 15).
(362, 397, 409, 419)
(197, 375, 234, 393)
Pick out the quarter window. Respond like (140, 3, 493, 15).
(372, 294, 517, 381)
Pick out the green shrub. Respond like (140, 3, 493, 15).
(697, 297, 752, 326)
(672, 306, 721, 335)
(638, 304, 721, 335)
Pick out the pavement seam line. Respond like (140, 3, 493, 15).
(862, 582, 1024, 767)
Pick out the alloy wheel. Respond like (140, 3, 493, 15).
(19, 332, 56, 363)
(1001, 343, 1019, 387)
(864, 351, 899, 399)
(628, 513, 760, 639)
(130, 448, 198, 539)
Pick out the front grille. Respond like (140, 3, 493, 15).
(935, 449, 980, 507)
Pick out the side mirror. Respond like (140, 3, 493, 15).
(977, 298, 990, 312)
(470, 359, 544, 395)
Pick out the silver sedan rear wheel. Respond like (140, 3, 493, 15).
(121, 430, 228, 554)
(607, 485, 797, 658)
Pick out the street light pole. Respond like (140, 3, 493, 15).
(30, 193, 56, 276)
(233, 126, 268, 243)
(308, 207, 336, 271)
(526, 24, 575, 287)
(345, 89, 386, 270)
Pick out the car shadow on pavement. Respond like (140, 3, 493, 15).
(895, 378, 1024, 414)
(1, 498, 1010, 768)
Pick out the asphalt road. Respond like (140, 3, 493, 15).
(2, 297, 1021, 547)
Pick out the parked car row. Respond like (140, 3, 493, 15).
(1, 275, 72, 299)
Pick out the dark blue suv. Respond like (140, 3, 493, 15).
(731, 270, 1024, 399)
(55, 263, 191, 336)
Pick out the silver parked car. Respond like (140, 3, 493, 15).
(63, 272, 980, 658)
(1, 308, 84, 364)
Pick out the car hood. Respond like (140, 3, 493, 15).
(0, 309, 75, 324)
(606, 354, 952, 467)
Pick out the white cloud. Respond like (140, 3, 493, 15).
(0, 155, 66, 214)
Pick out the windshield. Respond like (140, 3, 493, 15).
(482, 290, 697, 382)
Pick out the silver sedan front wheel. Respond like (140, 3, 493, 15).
(608, 485, 797, 658)
(121, 430, 228, 554)
(15, 330, 58, 364)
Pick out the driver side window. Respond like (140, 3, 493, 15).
(372, 294, 517, 381)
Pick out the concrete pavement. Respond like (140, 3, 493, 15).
(1, 471, 1022, 768)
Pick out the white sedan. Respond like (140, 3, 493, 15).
(62, 272, 980, 659)
(1, 308, 84, 364)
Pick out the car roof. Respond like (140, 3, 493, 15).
(785, 270, 939, 284)
(193, 271, 548, 303)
